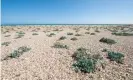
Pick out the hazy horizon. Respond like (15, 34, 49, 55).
(2, 0, 133, 24)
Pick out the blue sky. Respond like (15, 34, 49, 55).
(1, 0, 133, 24)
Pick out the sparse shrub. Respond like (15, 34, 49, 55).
(59, 36, 66, 40)
(85, 32, 90, 34)
(15, 31, 25, 39)
(67, 32, 73, 35)
(16, 31, 25, 34)
(90, 33, 95, 35)
(32, 33, 38, 35)
(72, 48, 88, 60)
(53, 42, 68, 49)
(47, 33, 55, 37)
(75, 34, 82, 36)
(72, 58, 96, 73)
(17, 46, 31, 53)
(5, 35, 11, 37)
(72, 48, 104, 73)
(95, 30, 100, 33)
(9, 50, 21, 58)
(9, 46, 31, 58)
(1, 42, 11, 46)
(47, 35, 52, 37)
(15, 34, 24, 38)
(71, 37, 78, 41)
(107, 51, 124, 64)
(112, 32, 133, 36)
(50, 33, 55, 35)
(99, 37, 116, 45)
(3, 46, 31, 60)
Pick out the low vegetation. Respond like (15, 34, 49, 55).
(53, 42, 68, 49)
(73, 58, 96, 73)
(67, 32, 73, 35)
(4, 35, 11, 37)
(90, 33, 95, 35)
(85, 32, 90, 34)
(71, 37, 78, 41)
(72, 48, 104, 73)
(47, 33, 55, 37)
(32, 33, 38, 35)
(9, 46, 31, 58)
(1, 42, 11, 46)
(16, 31, 25, 34)
(75, 34, 82, 36)
(59, 36, 66, 40)
(15, 31, 25, 39)
(107, 51, 124, 64)
(112, 32, 133, 36)
(3, 46, 31, 60)
(99, 37, 116, 45)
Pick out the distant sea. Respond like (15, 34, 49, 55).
(1, 24, 130, 26)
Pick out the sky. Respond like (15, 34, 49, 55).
(1, 0, 133, 24)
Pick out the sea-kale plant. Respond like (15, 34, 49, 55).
(3, 46, 31, 60)
(53, 42, 68, 49)
(59, 36, 67, 40)
(72, 48, 103, 73)
(99, 37, 116, 45)
(112, 32, 133, 36)
(9, 46, 31, 58)
(15, 31, 25, 39)
(32, 33, 38, 35)
(108, 51, 124, 64)
(75, 34, 82, 36)
(71, 37, 78, 41)
(90, 33, 95, 35)
(1, 42, 11, 46)
(67, 32, 73, 35)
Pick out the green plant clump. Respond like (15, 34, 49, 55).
(47, 33, 55, 37)
(50, 33, 55, 35)
(16, 31, 25, 34)
(85, 32, 90, 34)
(15, 31, 25, 39)
(59, 36, 66, 40)
(108, 51, 124, 64)
(1, 42, 11, 46)
(112, 32, 133, 36)
(72, 48, 103, 73)
(5, 35, 11, 37)
(72, 58, 96, 73)
(53, 42, 68, 49)
(9, 46, 31, 58)
(72, 48, 88, 60)
(32, 33, 38, 35)
(71, 37, 78, 41)
(90, 33, 95, 35)
(75, 34, 82, 36)
(67, 32, 73, 35)
(99, 37, 116, 45)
